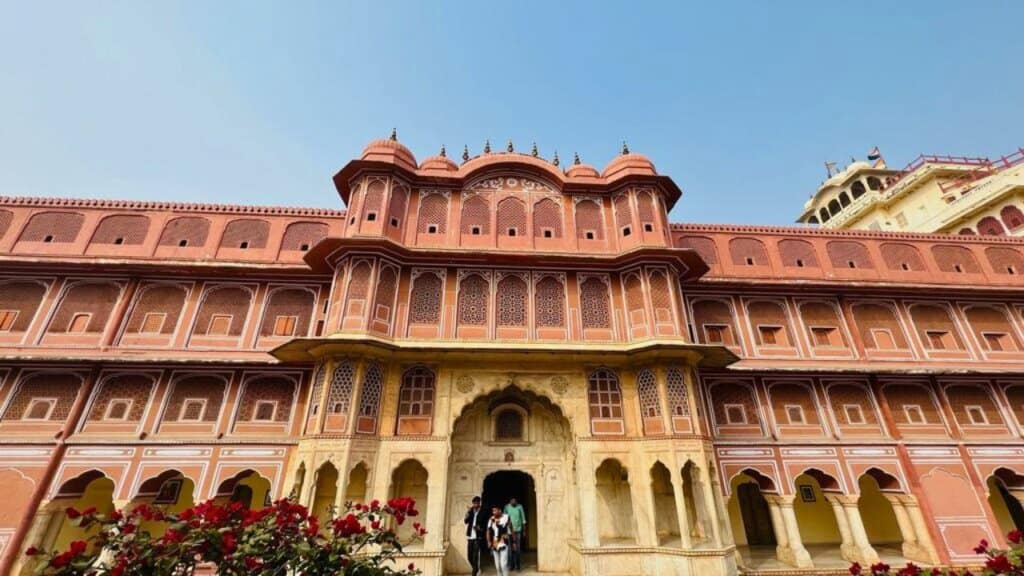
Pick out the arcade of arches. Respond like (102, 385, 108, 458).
(18, 360, 1024, 576)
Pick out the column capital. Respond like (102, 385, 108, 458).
(823, 493, 856, 506)
(764, 494, 795, 506)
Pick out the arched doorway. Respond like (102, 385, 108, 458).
(445, 385, 574, 574)
(988, 469, 1024, 535)
(482, 470, 537, 566)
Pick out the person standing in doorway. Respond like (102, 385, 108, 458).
(503, 497, 526, 571)
(464, 496, 487, 576)
(487, 504, 511, 576)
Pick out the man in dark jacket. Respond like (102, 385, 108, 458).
(464, 496, 488, 576)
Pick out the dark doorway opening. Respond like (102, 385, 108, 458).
(737, 483, 776, 546)
(482, 470, 537, 563)
(998, 481, 1024, 530)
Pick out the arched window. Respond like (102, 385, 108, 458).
(637, 369, 661, 419)
(461, 195, 490, 235)
(819, 208, 831, 223)
(398, 367, 435, 418)
(588, 368, 623, 420)
(665, 368, 689, 417)
(496, 275, 528, 327)
(838, 192, 851, 207)
(496, 197, 527, 237)
(828, 199, 841, 216)
(866, 177, 882, 191)
(1001, 205, 1024, 231)
(533, 198, 562, 238)
(417, 194, 448, 234)
(494, 407, 525, 441)
(534, 275, 565, 327)
(458, 274, 489, 326)
(408, 272, 442, 325)
(355, 362, 383, 434)
(851, 181, 867, 198)
(579, 277, 611, 330)
(575, 200, 604, 240)
(327, 362, 355, 415)
(977, 216, 1006, 236)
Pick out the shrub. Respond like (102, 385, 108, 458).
(26, 497, 426, 576)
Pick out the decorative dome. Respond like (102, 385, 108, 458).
(565, 152, 600, 179)
(360, 131, 418, 171)
(420, 154, 459, 173)
(601, 152, 657, 179)
(566, 163, 599, 178)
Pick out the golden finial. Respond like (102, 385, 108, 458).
(531, 142, 539, 157)
(552, 150, 560, 167)
(573, 152, 581, 165)
(621, 141, 629, 155)
(507, 139, 514, 153)
(484, 139, 491, 154)
(389, 128, 397, 141)
(439, 144, 446, 158)
(462, 145, 470, 162)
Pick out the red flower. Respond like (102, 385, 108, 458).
(869, 562, 890, 575)
(69, 540, 87, 555)
(371, 520, 381, 529)
(24, 546, 39, 557)
(1009, 529, 1022, 544)
(65, 507, 81, 519)
(370, 499, 380, 511)
(109, 509, 123, 521)
(986, 554, 1013, 573)
(408, 562, 415, 570)
(222, 532, 237, 553)
(973, 539, 989, 554)
(897, 563, 922, 576)
(245, 556, 262, 570)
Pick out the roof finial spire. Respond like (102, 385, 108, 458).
(484, 139, 491, 154)
(531, 142, 539, 157)
(573, 152, 581, 165)
(552, 150, 560, 167)
(462, 145, 470, 163)
(507, 139, 514, 153)
(389, 128, 397, 141)
(439, 144, 446, 158)
(621, 140, 630, 155)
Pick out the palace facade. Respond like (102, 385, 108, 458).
(797, 146, 1024, 235)
(2, 136, 1024, 575)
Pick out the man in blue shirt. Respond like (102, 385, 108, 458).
(503, 497, 526, 571)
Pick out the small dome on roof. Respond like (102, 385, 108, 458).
(360, 131, 417, 171)
(601, 152, 657, 179)
(420, 154, 459, 173)
(566, 163, 599, 178)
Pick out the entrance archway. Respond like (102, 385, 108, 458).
(445, 385, 574, 574)
(483, 470, 537, 562)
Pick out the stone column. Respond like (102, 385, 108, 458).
(825, 495, 858, 562)
(670, 467, 693, 548)
(578, 454, 601, 548)
(838, 496, 879, 564)
(12, 501, 62, 575)
(900, 495, 941, 565)
(766, 495, 813, 568)
(884, 494, 926, 563)
(698, 465, 723, 546)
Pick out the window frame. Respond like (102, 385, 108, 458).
(253, 400, 278, 422)
(843, 404, 866, 425)
(784, 404, 806, 425)
(723, 403, 747, 425)
(23, 398, 57, 421)
(903, 404, 926, 425)
(103, 398, 133, 421)
(0, 309, 19, 332)
(178, 398, 208, 422)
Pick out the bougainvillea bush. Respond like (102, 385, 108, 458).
(26, 497, 426, 576)
(849, 529, 1024, 576)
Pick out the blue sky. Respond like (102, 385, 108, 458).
(2, 1, 1023, 225)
